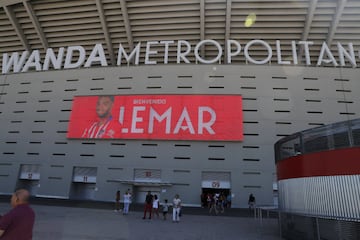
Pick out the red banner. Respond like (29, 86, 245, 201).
(67, 95, 243, 141)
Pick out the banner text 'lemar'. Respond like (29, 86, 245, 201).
(67, 95, 243, 141)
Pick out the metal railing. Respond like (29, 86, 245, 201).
(275, 118, 360, 162)
(254, 206, 360, 240)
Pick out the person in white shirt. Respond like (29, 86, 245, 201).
(172, 194, 181, 222)
(152, 194, 160, 218)
(123, 191, 132, 215)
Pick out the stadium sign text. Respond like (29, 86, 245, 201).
(1, 39, 358, 74)
(67, 95, 243, 141)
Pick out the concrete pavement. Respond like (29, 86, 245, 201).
(0, 202, 283, 240)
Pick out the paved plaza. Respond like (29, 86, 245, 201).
(0, 201, 283, 240)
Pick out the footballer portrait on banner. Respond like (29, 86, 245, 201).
(80, 95, 121, 139)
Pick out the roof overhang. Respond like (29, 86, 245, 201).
(0, 0, 23, 7)
(113, 180, 172, 187)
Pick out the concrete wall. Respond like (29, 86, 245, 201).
(0, 64, 358, 207)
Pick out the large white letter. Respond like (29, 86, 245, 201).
(117, 42, 141, 65)
(227, 40, 241, 64)
(298, 41, 313, 65)
(160, 40, 174, 64)
(177, 40, 191, 63)
(22, 50, 42, 72)
(173, 107, 195, 134)
(2, 51, 28, 74)
(131, 106, 145, 133)
(43, 47, 64, 70)
(64, 46, 86, 69)
(291, 41, 298, 65)
(276, 40, 290, 65)
(145, 41, 158, 64)
(84, 44, 108, 67)
(194, 39, 222, 64)
(317, 42, 338, 66)
(148, 107, 172, 134)
(198, 107, 216, 134)
(244, 40, 272, 64)
(337, 42, 356, 67)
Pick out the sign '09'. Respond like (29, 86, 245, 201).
(2, 39, 358, 74)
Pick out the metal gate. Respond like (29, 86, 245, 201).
(70, 167, 98, 200)
(16, 164, 41, 195)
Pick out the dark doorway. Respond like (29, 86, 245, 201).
(201, 188, 230, 208)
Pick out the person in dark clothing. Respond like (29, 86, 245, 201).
(114, 190, 121, 212)
(0, 189, 35, 240)
(248, 193, 256, 209)
(143, 191, 153, 219)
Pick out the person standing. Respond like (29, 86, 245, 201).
(162, 199, 169, 220)
(208, 194, 218, 215)
(248, 193, 256, 209)
(123, 191, 132, 215)
(172, 194, 181, 223)
(226, 192, 232, 208)
(0, 189, 35, 240)
(114, 190, 121, 212)
(218, 193, 225, 213)
(152, 194, 160, 218)
(206, 193, 212, 208)
(143, 191, 153, 219)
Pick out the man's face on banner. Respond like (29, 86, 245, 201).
(96, 96, 113, 118)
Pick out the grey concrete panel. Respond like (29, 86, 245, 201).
(0, 64, 359, 207)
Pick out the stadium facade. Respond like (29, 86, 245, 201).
(0, 0, 359, 207)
